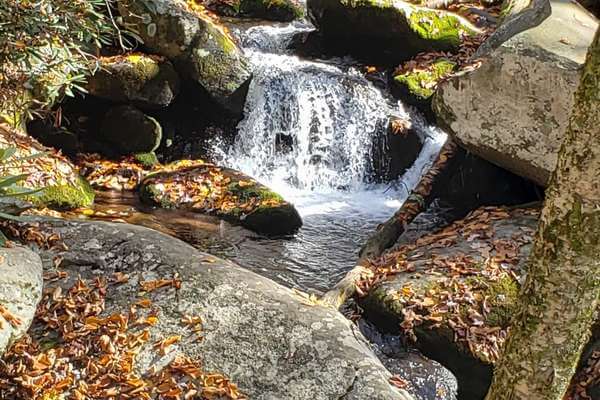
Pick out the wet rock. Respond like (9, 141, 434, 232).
(307, 0, 478, 64)
(27, 218, 414, 400)
(358, 319, 458, 400)
(0, 246, 43, 356)
(433, 0, 598, 186)
(372, 118, 423, 182)
(206, 0, 305, 21)
(0, 124, 94, 209)
(100, 105, 163, 155)
(87, 53, 180, 109)
(118, 0, 252, 111)
(139, 160, 302, 235)
(361, 206, 540, 399)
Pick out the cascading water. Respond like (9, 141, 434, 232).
(211, 21, 447, 292)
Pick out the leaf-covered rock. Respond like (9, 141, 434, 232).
(5, 218, 415, 400)
(87, 53, 181, 109)
(360, 206, 540, 399)
(307, 0, 478, 63)
(118, 0, 252, 111)
(0, 124, 94, 209)
(139, 160, 302, 235)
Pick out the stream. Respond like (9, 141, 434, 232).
(207, 20, 447, 292)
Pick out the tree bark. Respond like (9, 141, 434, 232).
(485, 28, 600, 400)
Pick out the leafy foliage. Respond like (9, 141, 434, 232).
(0, 147, 45, 246)
(0, 0, 127, 125)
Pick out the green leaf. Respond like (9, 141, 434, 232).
(0, 174, 29, 189)
(0, 211, 28, 222)
(0, 147, 17, 162)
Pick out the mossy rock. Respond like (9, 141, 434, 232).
(134, 152, 160, 167)
(87, 53, 180, 109)
(207, 0, 304, 21)
(139, 161, 302, 235)
(0, 124, 95, 210)
(35, 176, 95, 210)
(394, 58, 457, 102)
(100, 105, 162, 155)
(361, 206, 540, 399)
(307, 0, 479, 63)
(118, 0, 251, 111)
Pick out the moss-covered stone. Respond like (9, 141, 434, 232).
(35, 176, 95, 210)
(118, 0, 251, 111)
(395, 58, 457, 100)
(87, 53, 180, 109)
(139, 161, 302, 235)
(0, 124, 95, 210)
(206, 0, 304, 21)
(134, 152, 160, 167)
(307, 0, 479, 63)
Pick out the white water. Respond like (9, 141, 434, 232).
(212, 21, 447, 291)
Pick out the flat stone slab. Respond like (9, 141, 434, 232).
(25, 218, 413, 400)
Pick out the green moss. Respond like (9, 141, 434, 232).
(395, 58, 456, 99)
(35, 176, 95, 209)
(463, 274, 519, 327)
(134, 152, 159, 167)
(227, 182, 284, 203)
(408, 10, 473, 48)
(139, 183, 176, 208)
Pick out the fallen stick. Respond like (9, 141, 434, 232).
(358, 139, 458, 261)
(319, 139, 459, 309)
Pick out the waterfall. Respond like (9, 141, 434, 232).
(214, 22, 445, 198)
(210, 21, 447, 290)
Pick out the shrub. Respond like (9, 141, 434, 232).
(0, 0, 127, 126)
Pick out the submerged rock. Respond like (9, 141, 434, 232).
(307, 0, 478, 63)
(21, 218, 413, 400)
(0, 124, 95, 209)
(207, 0, 305, 21)
(0, 246, 43, 357)
(118, 0, 251, 111)
(361, 206, 540, 399)
(433, 0, 598, 186)
(139, 160, 302, 235)
(100, 105, 163, 155)
(87, 53, 180, 109)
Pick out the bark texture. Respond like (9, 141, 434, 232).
(485, 28, 600, 400)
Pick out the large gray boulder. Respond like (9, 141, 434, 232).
(307, 0, 478, 63)
(27, 218, 413, 400)
(118, 0, 252, 111)
(0, 246, 43, 356)
(433, 0, 598, 186)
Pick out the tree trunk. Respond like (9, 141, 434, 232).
(485, 28, 600, 400)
